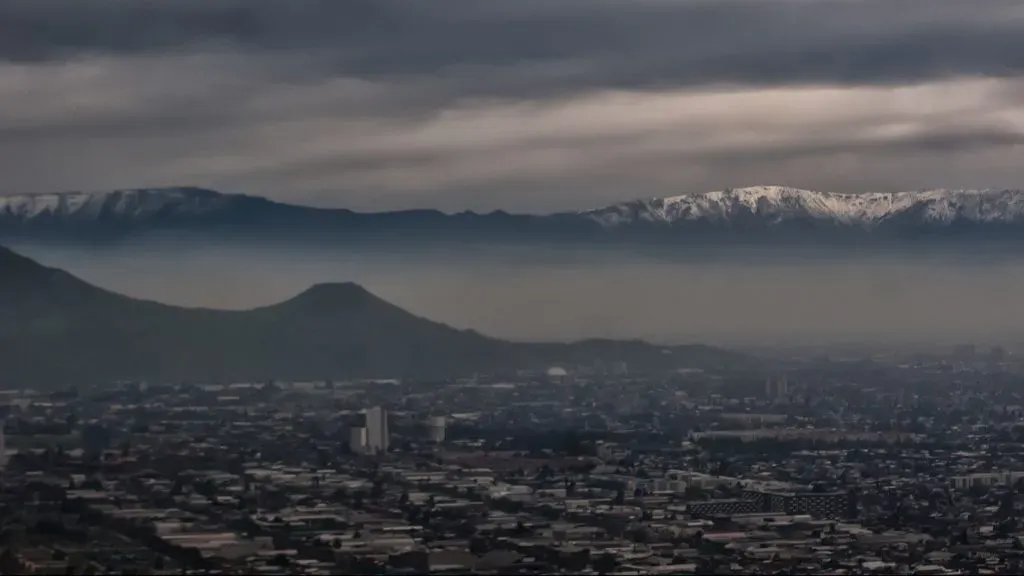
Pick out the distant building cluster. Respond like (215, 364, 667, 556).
(1, 343, 1024, 573)
(350, 406, 390, 455)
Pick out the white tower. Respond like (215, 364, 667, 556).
(428, 416, 447, 443)
(365, 407, 389, 455)
(349, 426, 367, 454)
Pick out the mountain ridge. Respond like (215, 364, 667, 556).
(5, 185, 1024, 244)
(0, 246, 748, 387)
(580, 186, 1024, 226)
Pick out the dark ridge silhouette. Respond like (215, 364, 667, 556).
(7, 186, 1024, 249)
(0, 243, 52, 276)
(0, 246, 752, 388)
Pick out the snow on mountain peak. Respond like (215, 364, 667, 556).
(5, 185, 1024, 234)
(579, 186, 1024, 228)
(0, 187, 234, 221)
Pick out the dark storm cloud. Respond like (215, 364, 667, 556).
(3, 0, 1024, 94)
(2, 0, 1024, 210)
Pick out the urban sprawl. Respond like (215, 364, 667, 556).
(3, 345, 1024, 574)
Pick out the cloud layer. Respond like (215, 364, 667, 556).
(2, 0, 1024, 210)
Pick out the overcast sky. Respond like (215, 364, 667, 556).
(2, 0, 1024, 212)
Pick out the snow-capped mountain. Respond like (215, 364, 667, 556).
(0, 187, 242, 222)
(4, 185, 1024, 244)
(579, 186, 1024, 228)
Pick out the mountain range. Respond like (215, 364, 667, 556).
(3, 186, 1024, 245)
(0, 246, 747, 388)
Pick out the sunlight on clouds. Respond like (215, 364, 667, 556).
(0, 49, 1022, 210)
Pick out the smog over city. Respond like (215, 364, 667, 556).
(7, 241, 1024, 348)
(4, 2, 1024, 573)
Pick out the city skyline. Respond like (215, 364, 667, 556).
(4, 3, 1024, 573)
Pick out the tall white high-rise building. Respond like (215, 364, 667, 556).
(365, 407, 389, 455)
(349, 426, 367, 454)
(428, 416, 447, 443)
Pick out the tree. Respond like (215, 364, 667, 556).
(535, 465, 554, 481)
(0, 549, 21, 575)
(593, 554, 618, 574)
(406, 507, 421, 524)
(269, 554, 290, 567)
(453, 521, 478, 539)
(684, 486, 707, 501)
(370, 480, 384, 501)
(469, 536, 490, 555)
(195, 479, 219, 499)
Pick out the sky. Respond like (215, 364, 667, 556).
(2, 0, 1024, 213)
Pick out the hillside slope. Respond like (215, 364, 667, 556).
(0, 246, 747, 387)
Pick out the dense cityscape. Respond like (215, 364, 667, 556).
(4, 345, 1024, 574)
(6, 1, 1024, 575)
